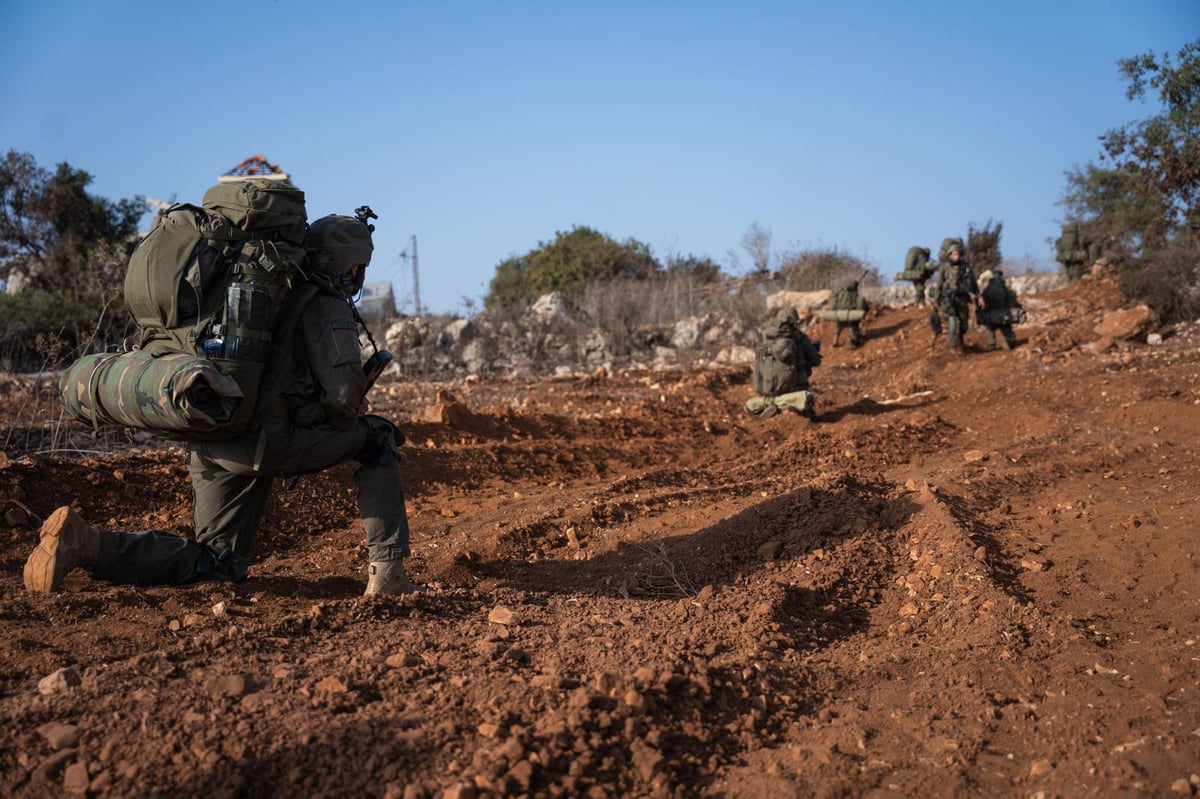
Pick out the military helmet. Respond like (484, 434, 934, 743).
(775, 307, 800, 328)
(305, 214, 374, 293)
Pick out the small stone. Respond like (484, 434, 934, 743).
(385, 652, 421, 668)
(168, 619, 181, 632)
(38, 668, 82, 695)
(1170, 778, 1191, 794)
(62, 761, 89, 794)
(973, 546, 987, 562)
(1147, 333, 1164, 346)
(1029, 759, 1053, 777)
(477, 722, 501, 738)
(1020, 558, 1046, 572)
(208, 674, 250, 697)
(38, 722, 83, 749)
(964, 449, 986, 462)
(212, 601, 228, 617)
(183, 613, 204, 628)
(565, 527, 581, 549)
(898, 603, 919, 618)
(488, 606, 516, 626)
(315, 676, 349, 694)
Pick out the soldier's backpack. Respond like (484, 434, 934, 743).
(1055, 221, 1088, 262)
(60, 178, 308, 439)
(895, 246, 934, 282)
(753, 329, 800, 397)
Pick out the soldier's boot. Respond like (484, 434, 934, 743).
(24, 506, 101, 592)
(985, 329, 997, 351)
(1004, 333, 1018, 350)
(364, 560, 423, 596)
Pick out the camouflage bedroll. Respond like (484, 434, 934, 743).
(819, 309, 866, 322)
(59, 350, 252, 438)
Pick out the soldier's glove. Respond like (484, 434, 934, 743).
(356, 414, 405, 466)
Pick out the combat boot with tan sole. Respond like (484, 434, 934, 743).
(24, 506, 101, 592)
(363, 560, 424, 596)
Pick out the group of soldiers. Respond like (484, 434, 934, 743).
(746, 237, 1027, 421)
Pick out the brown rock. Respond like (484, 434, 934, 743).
(207, 674, 252, 697)
(38, 668, 82, 695)
(62, 761, 89, 794)
(487, 606, 516, 626)
(963, 449, 986, 462)
(1094, 305, 1155, 340)
(898, 603, 919, 618)
(1029, 758, 1053, 777)
(315, 676, 349, 694)
(38, 722, 82, 750)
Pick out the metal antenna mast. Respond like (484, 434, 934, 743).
(399, 234, 423, 318)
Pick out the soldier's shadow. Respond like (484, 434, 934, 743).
(818, 393, 940, 422)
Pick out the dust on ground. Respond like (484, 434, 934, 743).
(1, 276, 1198, 798)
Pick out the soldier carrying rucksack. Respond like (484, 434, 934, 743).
(26, 179, 423, 597)
(744, 307, 823, 421)
(895, 246, 935, 306)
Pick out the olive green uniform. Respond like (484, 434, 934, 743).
(89, 291, 410, 585)
(935, 257, 979, 351)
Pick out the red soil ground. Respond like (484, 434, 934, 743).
(1, 275, 1198, 798)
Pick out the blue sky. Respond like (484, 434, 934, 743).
(2, 1, 1196, 315)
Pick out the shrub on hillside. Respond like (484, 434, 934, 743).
(776, 247, 880, 291)
(1117, 243, 1200, 324)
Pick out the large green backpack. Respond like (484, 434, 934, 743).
(1055, 222, 1088, 262)
(753, 329, 800, 397)
(904, 246, 931, 273)
(61, 178, 308, 438)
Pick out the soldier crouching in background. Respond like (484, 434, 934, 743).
(745, 307, 823, 421)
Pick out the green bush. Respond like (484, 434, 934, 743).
(486, 226, 661, 309)
(776, 247, 880, 291)
(1117, 243, 1200, 324)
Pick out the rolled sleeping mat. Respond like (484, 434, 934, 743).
(59, 350, 245, 436)
(819, 309, 866, 322)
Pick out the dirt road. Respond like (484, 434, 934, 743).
(2, 276, 1198, 798)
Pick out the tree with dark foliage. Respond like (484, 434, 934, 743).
(0, 150, 144, 369)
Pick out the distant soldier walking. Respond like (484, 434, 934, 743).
(830, 278, 869, 347)
(935, 241, 980, 353)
